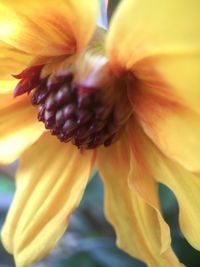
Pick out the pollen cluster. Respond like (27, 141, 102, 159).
(14, 62, 131, 149)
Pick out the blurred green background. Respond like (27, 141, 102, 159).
(1, 167, 200, 267)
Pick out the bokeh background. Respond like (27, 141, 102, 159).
(1, 0, 200, 266)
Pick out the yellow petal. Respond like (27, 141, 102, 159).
(97, 135, 183, 267)
(0, 0, 98, 56)
(0, 40, 32, 80)
(1, 133, 93, 267)
(127, 122, 169, 254)
(155, 156, 200, 251)
(129, 85, 200, 172)
(0, 80, 18, 94)
(127, 119, 200, 252)
(106, 0, 200, 113)
(0, 95, 44, 164)
(0, 41, 32, 94)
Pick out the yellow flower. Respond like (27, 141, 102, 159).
(0, 0, 200, 266)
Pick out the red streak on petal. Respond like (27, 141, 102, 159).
(12, 65, 44, 79)
(14, 76, 40, 97)
(78, 85, 96, 97)
(13, 65, 44, 97)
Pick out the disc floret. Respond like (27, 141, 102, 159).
(14, 52, 132, 149)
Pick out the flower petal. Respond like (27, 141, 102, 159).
(155, 156, 200, 252)
(127, 119, 200, 252)
(1, 133, 93, 267)
(0, 0, 98, 56)
(0, 40, 32, 81)
(0, 94, 44, 164)
(129, 84, 200, 172)
(106, 0, 200, 113)
(0, 41, 32, 95)
(0, 80, 17, 94)
(97, 135, 183, 267)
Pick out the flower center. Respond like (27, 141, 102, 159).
(14, 53, 132, 149)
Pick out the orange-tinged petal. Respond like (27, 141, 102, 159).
(127, 119, 200, 252)
(129, 84, 200, 172)
(97, 136, 183, 267)
(2, 133, 93, 267)
(0, 91, 15, 109)
(0, 0, 98, 56)
(0, 94, 44, 164)
(106, 0, 200, 113)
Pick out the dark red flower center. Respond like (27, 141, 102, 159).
(14, 62, 131, 149)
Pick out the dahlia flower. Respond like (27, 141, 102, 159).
(0, 0, 200, 266)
